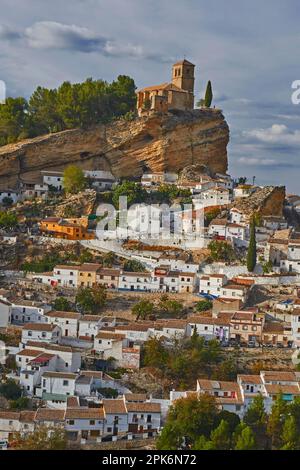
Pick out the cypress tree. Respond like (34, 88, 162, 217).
(247, 218, 257, 272)
(204, 80, 213, 107)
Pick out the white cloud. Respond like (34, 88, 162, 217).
(238, 157, 277, 166)
(25, 21, 108, 52)
(244, 124, 300, 146)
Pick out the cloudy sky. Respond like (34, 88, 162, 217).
(1, 0, 300, 192)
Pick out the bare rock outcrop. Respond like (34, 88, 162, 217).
(0, 109, 229, 189)
(232, 186, 286, 221)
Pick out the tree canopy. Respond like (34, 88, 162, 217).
(0, 76, 136, 146)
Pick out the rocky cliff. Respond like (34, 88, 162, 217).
(0, 108, 229, 189)
(232, 186, 286, 221)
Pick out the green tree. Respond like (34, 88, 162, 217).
(247, 219, 257, 272)
(204, 81, 213, 108)
(123, 259, 146, 272)
(244, 394, 267, 428)
(209, 419, 231, 449)
(196, 300, 212, 312)
(53, 297, 72, 312)
(0, 211, 18, 229)
(9, 397, 31, 410)
(112, 181, 147, 209)
(63, 165, 86, 194)
(0, 380, 22, 400)
(281, 415, 299, 450)
(142, 337, 169, 369)
(76, 286, 107, 314)
(132, 299, 154, 320)
(235, 425, 256, 450)
(214, 410, 240, 434)
(0, 97, 29, 145)
(159, 298, 183, 317)
(267, 393, 288, 448)
(156, 394, 218, 450)
(13, 425, 67, 450)
(208, 240, 236, 262)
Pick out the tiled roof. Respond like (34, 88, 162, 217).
(126, 402, 161, 413)
(35, 408, 65, 421)
(103, 399, 127, 414)
(237, 375, 262, 385)
(124, 393, 147, 402)
(46, 311, 81, 320)
(95, 331, 125, 341)
(66, 407, 105, 420)
(42, 371, 77, 379)
(23, 323, 58, 331)
(16, 349, 41, 357)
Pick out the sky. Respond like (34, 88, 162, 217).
(0, 0, 300, 192)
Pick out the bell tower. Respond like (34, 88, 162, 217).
(172, 59, 195, 94)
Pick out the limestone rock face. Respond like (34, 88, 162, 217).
(0, 108, 229, 189)
(232, 186, 286, 221)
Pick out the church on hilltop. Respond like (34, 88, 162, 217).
(136, 59, 195, 116)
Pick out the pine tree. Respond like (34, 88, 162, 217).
(210, 419, 231, 450)
(281, 415, 299, 450)
(235, 425, 256, 450)
(204, 81, 213, 108)
(244, 394, 267, 427)
(247, 218, 257, 272)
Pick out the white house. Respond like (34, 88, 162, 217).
(194, 187, 231, 208)
(158, 254, 199, 273)
(126, 402, 161, 434)
(21, 323, 62, 345)
(199, 274, 227, 297)
(141, 172, 178, 187)
(114, 324, 151, 343)
(78, 315, 102, 340)
(229, 208, 245, 225)
(24, 341, 81, 373)
(41, 371, 77, 407)
(20, 352, 57, 396)
(84, 170, 116, 191)
(65, 407, 105, 440)
(0, 411, 35, 441)
(233, 185, 254, 199)
(153, 320, 190, 340)
(41, 170, 64, 191)
(10, 300, 51, 325)
(45, 311, 81, 338)
(53, 265, 80, 287)
(118, 272, 153, 292)
(102, 399, 128, 435)
(196, 379, 244, 418)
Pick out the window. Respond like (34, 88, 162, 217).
(68, 420, 74, 425)
(107, 427, 112, 433)
(63, 380, 69, 386)
(89, 420, 95, 425)
(28, 331, 32, 336)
